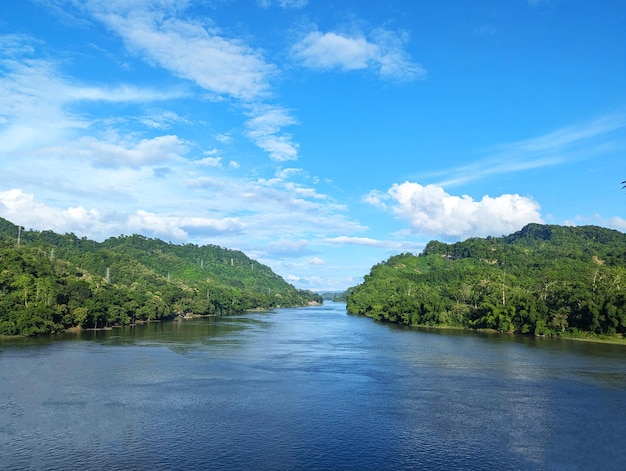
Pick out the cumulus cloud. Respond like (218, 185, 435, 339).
(370, 182, 543, 239)
(362, 189, 388, 209)
(194, 155, 222, 167)
(0, 188, 247, 242)
(0, 188, 111, 236)
(291, 28, 425, 81)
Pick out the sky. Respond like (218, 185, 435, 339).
(1, 0, 625, 292)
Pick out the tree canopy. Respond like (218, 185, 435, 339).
(0, 217, 321, 336)
(347, 223, 626, 338)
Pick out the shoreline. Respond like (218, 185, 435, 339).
(408, 322, 626, 346)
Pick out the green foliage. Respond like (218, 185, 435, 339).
(0, 217, 320, 336)
(348, 224, 626, 338)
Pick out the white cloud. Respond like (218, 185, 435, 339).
(275, 167, 303, 179)
(257, 0, 308, 8)
(128, 210, 246, 240)
(428, 114, 626, 188)
(0, 34, 39, 57)
(245, 105, 299, 161)
(563, 214, 626, 233)
(294, 32, 377, 71)
(266, 238, 309, 256)
(0, 40, 184, 158)
(0, 188, 247, 242)
(216, 133, 233, 144)
(321, 236, 424, 252)
(78, 2, 306, 162)
(373, 182, 543, 239)
(362, 190, 388, 209)
(607, 217, 626, 231)
(323, 236, 388, 247)
(0, 188, 111, 236)
(19, 4, 302, 164)
(90, 4, 275, 101)
(140, 110, 190, 130)
(291, 28, 425, 81)
(76, 134, 187, 168)
(195, 155, 222, 167)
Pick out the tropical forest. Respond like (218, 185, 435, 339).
(347, 223, 626, 339)
(0, 217, 321, 336)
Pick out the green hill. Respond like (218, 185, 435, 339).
(0, 217, 321, 336)
(347, 224, 626, 338)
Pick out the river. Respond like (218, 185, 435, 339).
(1, 302, 626, 470)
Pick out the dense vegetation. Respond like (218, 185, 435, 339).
(318, 291, 348, 302)
(0, 217, 321, 336)
(347, 224, 626, 338)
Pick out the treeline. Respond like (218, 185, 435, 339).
(0, 218, 321, 336)
(347, 224, 626, 337)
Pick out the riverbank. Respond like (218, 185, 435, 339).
(407, 322, 626, 346)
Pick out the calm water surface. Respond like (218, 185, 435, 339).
(2, 302, 626, 470)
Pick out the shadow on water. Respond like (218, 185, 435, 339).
(0, 313, 276, 357)
(2, 302, 626, 470)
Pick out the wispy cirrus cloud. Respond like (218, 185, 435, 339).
(257, 0, 308, 9)
(266, 238, 311, 257)
(291, 27, 425, 81)
(244, 105, 300, 161)
(78, 1, 304, 161)
(322, 235, 424, 252)
(563, 214, 626, 232)
(0, 45, 182, 155)
(322, 236, 390, 247)
(427, 114, 626, 188)
(86, 1, 275, 102)
(76, 134, 188, 168)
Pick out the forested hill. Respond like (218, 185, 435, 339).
(0, 217, 321, 336)
(347, 223, 626, 337)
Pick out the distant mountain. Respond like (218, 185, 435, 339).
(347, 224, 626, 338)
(318, 291, 348, 302)
(0, 217, 321, 336)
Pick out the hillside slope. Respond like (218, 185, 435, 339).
(0, 218, 321, 336)
(347, 224, 626, 337)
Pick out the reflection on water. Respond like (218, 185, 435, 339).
(1, 302, 626, 470)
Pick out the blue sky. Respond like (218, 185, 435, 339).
(1, 0, 625, 292)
